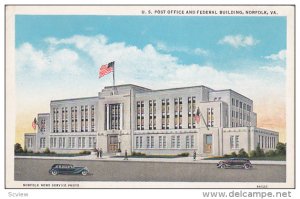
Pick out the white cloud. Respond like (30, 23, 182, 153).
(16, 42, 83, 75)
(218, 34, 259, 48)
(260, 65, 285, 73)
(194, 48, 209, 56)
(16, 34, 285, 129)
(264, 49, 286, 61)
(156, 42, 208, 56)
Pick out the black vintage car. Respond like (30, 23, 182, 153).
(49, 164, 89, 175)
(217, 158, 252, 169)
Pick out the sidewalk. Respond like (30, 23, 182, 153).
(15, 155, 286, 165)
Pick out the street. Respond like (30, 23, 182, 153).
(15, 158, 286, 182)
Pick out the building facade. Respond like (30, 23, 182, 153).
(24, 84, 279, 156)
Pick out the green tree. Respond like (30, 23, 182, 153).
(276, 142, 286, 155)
(14, 143, 23, 153)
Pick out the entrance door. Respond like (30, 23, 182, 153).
(204, 135, 212, 153)
(108, 135, 118, 153)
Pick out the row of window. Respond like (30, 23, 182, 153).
(52, 105, 95, 133)
(258, 135, 276, 149)
(231, 98, 252, 111)
(135, 135, 195, 149)
(137, 98, 215, 130)
(49, 136, 97, 149)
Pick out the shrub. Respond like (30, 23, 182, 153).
(14, 143, 23, 153)
(44, 148, 51, 154)
(249, 150, 257, 158)
(265, 150, 276, 157)
(23, 147, 28, 153)
(178, 152, 189, 157)
(238, 148, 249, 158)
(276, 142, 286, 155)
(231, 152, 237, 157)
(50, 151, 56, 154)
(79, 150, 91, 155)
(132, 152, 146, 156)
(27, 150, 33, 153)
(224, 154, 232, 158)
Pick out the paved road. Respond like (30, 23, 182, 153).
(15, 158, 286, 182)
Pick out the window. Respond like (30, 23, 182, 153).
(230, 136, 234, 149)
(85, 105, 88, 132)
(163, 136, 166, 148)
(151, 136, 154, 148)
(207, 108, 214, 127)
(232, 98, 235, 106)
(191, 135, 194, 148)
(188, 97, 196, 129)
(186, 136, 190, 148)
(71, 107, 75, 132)
(81, 106, 84, 132)
(71, 137, 75, 148)
(235, 136, 239, 149)
(74, 107, 78, 132)
(40, 138, 46, 148)
(176, 136, 181, 148)
(82, 137, 86, 148)
(62, 107, 65, 132)
(59, 137, 63, 148)
(78, 137, 82, 148)
(171, 136, 175, 148)
(136, 101, 143, 130)
(53, 138, 57, 148)
(108, 104, 121, 130)
(91, 105, 95, 132)
(89, 137, 93, 148)
(68, 137, 72, 148)
(50, 137, 54, 148)
(40, 118, 46, 132)
(139, 137, 142, 148)
(136, 136, 139, 149)
(159, 136, 162, 148)
(230, 135, 240, 149)
(147, 136, 150, 148)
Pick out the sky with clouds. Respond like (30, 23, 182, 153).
(15, 15, 287, 143)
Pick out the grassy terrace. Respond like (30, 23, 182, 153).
(204, 155, 286, 161)
(15, 153, 89, 157)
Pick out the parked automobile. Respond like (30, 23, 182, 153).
(217, 158, 252, 169)
(49, 164, 89, 175)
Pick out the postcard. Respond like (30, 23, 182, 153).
(5, 5, 295, 189)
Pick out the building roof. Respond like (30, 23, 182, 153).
(51, 96, 98, 103)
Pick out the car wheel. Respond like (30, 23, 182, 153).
(220, 164, 226, 169)
(244, 164, 251, 169)
(81, 170, 88, 176)
(51, 170, 58, 176)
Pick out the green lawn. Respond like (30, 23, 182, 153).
(204, 155, 286, 161)
(15, 153, 89, 157)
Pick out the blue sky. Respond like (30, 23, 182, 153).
(16, 16, 286, 71)
(15, 15, 287, 142)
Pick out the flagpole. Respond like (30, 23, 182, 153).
(113, 61, 115, 95)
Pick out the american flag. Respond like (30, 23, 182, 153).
(99, 61, 114, 78)
(32, 117, 37, 130)
(194, 107, 201, 124)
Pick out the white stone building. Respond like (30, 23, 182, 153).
(24, 84, 279, 156)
